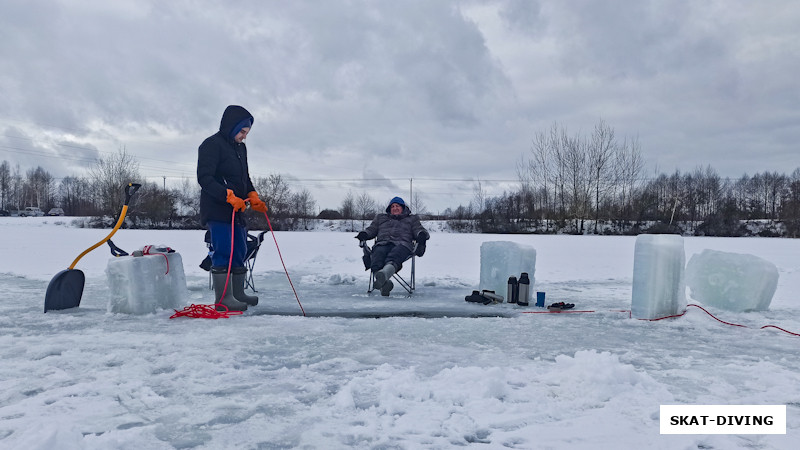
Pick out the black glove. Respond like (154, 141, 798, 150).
(416, 231, 429, 243)
(355, 231, 368, 241)
(414, 240, 426, 257)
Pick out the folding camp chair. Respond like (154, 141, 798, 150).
(359, 240, 417, 296)
(200, 230, 268, 292)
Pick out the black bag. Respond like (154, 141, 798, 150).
(362, 245, 372, 270)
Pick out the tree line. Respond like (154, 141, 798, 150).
(0, 151, 319, 229)
(447, 121, 800, 237)
(2, 120, 799, 237)
(0, 148, 427, 231)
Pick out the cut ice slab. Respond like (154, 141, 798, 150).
(631, 234, 685, 320)
(479, 240, 536, 297)
(106, 252, 189, 314)
(686, 249, 778, 312)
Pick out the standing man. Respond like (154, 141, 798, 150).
(197, 105, 268, 311)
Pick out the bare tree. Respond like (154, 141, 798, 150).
(290, 188, 316, 229)
(516, 155, 537, 222)
(410, 189, 428, 216)
(89, 147, 141, 218)
(472, 179, 486, 215)
(562, 132, 591, 232)
(10, 164, 23, 211)
(528, 123, 571, 218)
(58, 176, 94, 216)
(339, 190, 355, 220)
(22, 166, 55, 209)
(254, 174, 292, 218)
(0, 160, 12, 209)
(783, 168, 800, 237)
(763, 171, 786, 220)
(355, 191, 378, 227)
(613, 136, 644, 220)
(471, 179, 489, 229)
(135, 181, 177, 227)
(588, 120, 616, 232)
(176, 178, 200, 217)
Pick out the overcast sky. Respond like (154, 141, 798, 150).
(1, 0, 798, 212)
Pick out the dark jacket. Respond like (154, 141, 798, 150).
(197, 105, 256, 225)
(363, 203, 429, 251)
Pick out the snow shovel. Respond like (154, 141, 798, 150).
(44, 183, 141, 312)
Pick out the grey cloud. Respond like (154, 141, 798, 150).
(1, 0, 799, 210)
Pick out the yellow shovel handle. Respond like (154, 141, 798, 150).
(68, 205, 130, 270)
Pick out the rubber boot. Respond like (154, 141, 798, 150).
(231, 267, 258, 306)
(380, 280, 394, 296)
(211, 269, 247, 312)
(373, 263, 396, 290)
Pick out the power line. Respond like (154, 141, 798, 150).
(1, 132, 197, 172)
(0, 144, 100, 164)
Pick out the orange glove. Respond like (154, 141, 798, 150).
(226, 189, 247, 212)
(248, 191, 268, 213)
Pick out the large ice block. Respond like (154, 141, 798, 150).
(479, 241, 536, 297)
(631, 234, 685, 319)
(106, 252, 188, 314)
(686, 249, 778, 312)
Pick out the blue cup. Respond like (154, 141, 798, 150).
(536, 291, 545, 307)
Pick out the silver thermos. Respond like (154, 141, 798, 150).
(517, 272, 530, 306)
(507, 276, 518, 304)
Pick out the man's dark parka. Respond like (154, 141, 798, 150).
(362, 202, 429, 252)
(197, 105, 256, 226)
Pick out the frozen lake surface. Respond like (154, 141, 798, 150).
(1, 217, 798, 449)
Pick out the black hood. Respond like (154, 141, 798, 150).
(219, 105, 254, 138)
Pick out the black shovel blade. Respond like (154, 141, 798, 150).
(44, 269, 85, 312)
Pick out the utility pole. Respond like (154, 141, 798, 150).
(409, 178, 413, 210)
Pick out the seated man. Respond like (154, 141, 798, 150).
(356, 196, 430, 296)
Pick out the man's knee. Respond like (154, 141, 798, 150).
(384, 261, 402, 272)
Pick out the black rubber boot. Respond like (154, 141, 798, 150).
(231, 267, 258, 306)
(380, 280, 394, 296)
(373, 263, 396, 290)
(211, 268, 247, 312)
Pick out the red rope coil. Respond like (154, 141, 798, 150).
(169, 303, 243, 319)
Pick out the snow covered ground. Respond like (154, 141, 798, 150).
(1, 216, 798, 449)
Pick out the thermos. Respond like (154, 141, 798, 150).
(507, 276, 518, 304)
(481, 290, 503, 303)
(517, 272, 530, 306)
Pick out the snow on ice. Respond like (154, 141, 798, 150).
(1, 217, 799, 449)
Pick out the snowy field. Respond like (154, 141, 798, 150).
(1, 217, 798, 449)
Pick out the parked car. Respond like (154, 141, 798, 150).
(19, 206, 45, 217)
(0, 209, 10, 216)
(47, 208, 65, 216)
